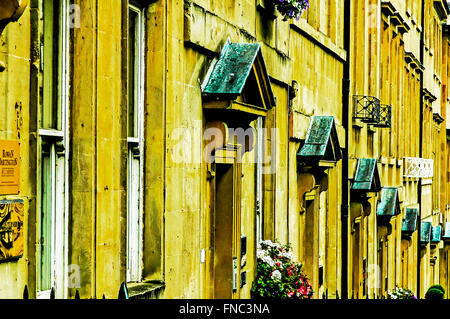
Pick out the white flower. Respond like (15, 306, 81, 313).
(262, 255, 275, 267)
(281, 251, 294, 260)
(271, 270, 282, 281)
(256, 249, 266, 260)
(262, 240, 274, 247)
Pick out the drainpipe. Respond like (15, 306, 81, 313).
(417, 0, 425, 298)
(341, 0, 351, 300)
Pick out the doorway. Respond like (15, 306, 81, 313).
(211, 162, 241, 298)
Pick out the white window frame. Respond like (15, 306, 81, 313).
(37, 0, 70, 299)
(256, 117, 263, 243)
(126, 3, 145, 283)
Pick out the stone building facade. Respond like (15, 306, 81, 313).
(0, 0, 449, 299)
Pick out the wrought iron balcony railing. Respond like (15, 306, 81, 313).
(353, 95, 381, 124)
(373, 104, 392, 128)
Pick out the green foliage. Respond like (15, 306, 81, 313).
(251, 240, 312, 299)
(428, 285, 445, 294)
(425, 288, 444, 300)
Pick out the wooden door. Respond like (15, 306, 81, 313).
(210, 155, 242, 299)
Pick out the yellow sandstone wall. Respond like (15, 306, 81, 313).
(0, 0, 449, 300)
(0, 4, 34, 299)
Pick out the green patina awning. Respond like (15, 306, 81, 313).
(401, 208, 418, 236)
(351, 158, 381, 192)
(431, 226, 442, 244)
(420, 222, 432, 244)
(442, 223, 450, 241)
(377, 187, 400, 217)
(201, 41, 276, 108)
(297, 116, 342, 162)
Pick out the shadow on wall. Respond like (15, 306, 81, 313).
(0, 0, 29, 72)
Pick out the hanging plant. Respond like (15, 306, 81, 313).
(251, 240, 313, 299)
(272, 0, 310, 21)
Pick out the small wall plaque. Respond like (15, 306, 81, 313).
(0, 141, 20, 195)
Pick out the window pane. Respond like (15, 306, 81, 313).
(128, 9, 139, 138)
(38, 146, 52, 292)
(127, 5, 143, 283)
(54, 154, 66, 293)
(127, 151, 142, 282)
(42, 0, 62, 130)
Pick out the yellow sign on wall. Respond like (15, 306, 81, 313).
(0, 140, 20, 195)
(0, 199, 24, 261)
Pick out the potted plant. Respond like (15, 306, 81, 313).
(271, 0, 310, 21)
(251, 240, 313, 299)
(387, 286, 417, 299)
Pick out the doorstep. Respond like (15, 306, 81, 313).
(127, 281, 165, 299)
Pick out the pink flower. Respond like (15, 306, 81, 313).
(298, 286, 307, 295)
(287, 291, 294, 298)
